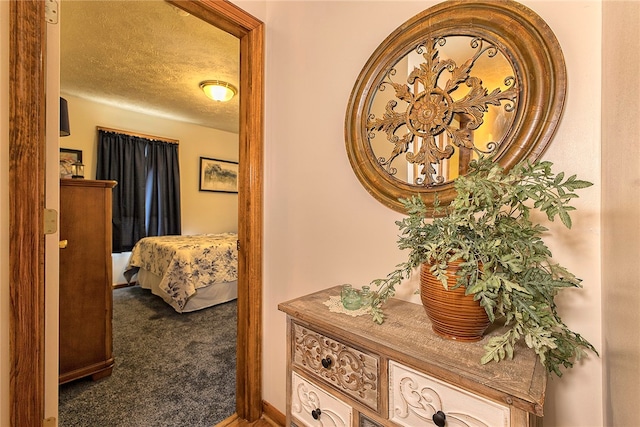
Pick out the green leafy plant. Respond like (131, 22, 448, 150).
(370, 156, 598, 376)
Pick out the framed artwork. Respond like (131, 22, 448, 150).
(199, 157, 239, 193)
(60, 148, 82, 178)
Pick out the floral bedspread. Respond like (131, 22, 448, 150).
(124, 233, 238, 311)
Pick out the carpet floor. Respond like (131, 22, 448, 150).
(59, 285, 237, 427)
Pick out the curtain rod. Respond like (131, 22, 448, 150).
(96, 126, 179, 144)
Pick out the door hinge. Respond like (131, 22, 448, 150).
(44, 208, 58, 235)
(45, 0, 59, 24)
(237, 240, 240, 251)
(43, 417, 57, 427)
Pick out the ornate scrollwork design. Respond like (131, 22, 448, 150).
(394, 376, 493, 427)
(367, 37, 517, 186)
(293, 325, 379, 410)
(292, 377, 348, 426)
(345, 0, 567, 215)
(395, 376, 441, 418)
(389, 362, 510, 427)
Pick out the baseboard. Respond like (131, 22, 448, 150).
(216, 413, 240, 426)
(262, 400, 285, 426)
(113, 281, 135, 289)
(215, 411, 280, 427)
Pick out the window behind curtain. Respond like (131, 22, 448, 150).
(96, 129, 181, 252)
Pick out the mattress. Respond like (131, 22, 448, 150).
(123, 233, 238, 312)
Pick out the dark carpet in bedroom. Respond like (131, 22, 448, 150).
(58, 285, 237, 427)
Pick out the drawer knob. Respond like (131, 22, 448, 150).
(432, 410, 446, 427)
(321, 357, 332, 369)
(311, 408, 322, 420)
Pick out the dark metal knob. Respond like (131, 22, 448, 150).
(311, 408, 321, 420)
(321, 357, 332, 368)
(432, 410, 446, 427)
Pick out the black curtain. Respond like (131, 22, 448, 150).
(145, 139, 181, 237)
(96, 130, 181, 252)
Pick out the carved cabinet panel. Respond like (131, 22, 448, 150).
(292, 372, 352, 427)
(292, 323, 380, 411)
(389, 361, 510, 427)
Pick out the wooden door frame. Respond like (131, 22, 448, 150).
(8, 0, 264, 425)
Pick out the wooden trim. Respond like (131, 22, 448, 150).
(236, 13, 264, 424)
(262, 400, 286, 426)
(217, 417, 277, 427)
(10, 0, 265, 425)
(9, 0, 46, 425)
(170, 0, 257, 38)
(96, 126, 179, 144)
(59, 178, 117, 189)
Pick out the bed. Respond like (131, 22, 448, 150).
(123, 233, 238, 313)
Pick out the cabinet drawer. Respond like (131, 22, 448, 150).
(291, 371, 352, 427)
(389, 361, 510, 427)
(292, 322, 380, 411)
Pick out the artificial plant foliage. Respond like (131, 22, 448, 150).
(370, 156, 598, 376)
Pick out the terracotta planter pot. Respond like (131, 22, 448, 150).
(420, 260, 490, 342)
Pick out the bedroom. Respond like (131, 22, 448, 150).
(58, 1, 241, 424)
(59, 95, 240, 284)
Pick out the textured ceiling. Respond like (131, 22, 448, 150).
(60, 1, 240, 133)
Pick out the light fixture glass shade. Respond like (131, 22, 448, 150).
(199, 80, 237, 102)
(71, 161, 84, 179)
(60, 97, 70, 136)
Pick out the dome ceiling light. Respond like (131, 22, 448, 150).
(199, 80, 237, 102)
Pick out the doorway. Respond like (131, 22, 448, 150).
(8, 1, 264, 424)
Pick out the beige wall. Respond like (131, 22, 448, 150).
(601, 1, 640, 426)
(259, 1, 604, 426)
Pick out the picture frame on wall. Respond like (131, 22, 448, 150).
(60, 148, 82, 179)
(199, 157, 239, 193)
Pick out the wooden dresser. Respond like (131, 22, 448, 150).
(278, 286, 546, 427)
(59, 179, 117, 384)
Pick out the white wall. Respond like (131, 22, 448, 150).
(259, 2, 604, 426)
(59, 94, 240, 238)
